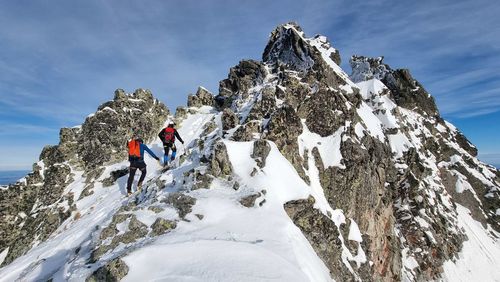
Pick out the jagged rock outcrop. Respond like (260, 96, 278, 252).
(0, 88, 168, 266)
(215, 22, 498, 281)
(80, 88, 168, 172)
(209, 142, 233, 177)
(1, 22, 499, 282)
(350, 56, 439, 117)
(217, 60, 267, 104)
(86, 258, 129, 282)
(187, 87, 214, 108)
(251, 140, 271, 168)
(221, 108, 239, 130)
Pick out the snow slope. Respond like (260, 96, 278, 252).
(0, 107, 332, 282)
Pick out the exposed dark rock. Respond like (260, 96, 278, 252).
(150, 218, 177, 237)
(299, 88, 355, 137)
(86, 258, 129, 282)
(202, 120, 218, 136)
(148, 206, 165, 214)
(218, 60, 267, 100)
(232, 121, 261, 141)
(239, 193, 262, 208)
(210, 142, 233, 177)
(187, 87, 214, 108)
(79, 183, 95, 200)
(247, 86, 276, 121)
(232, 182, 240, 191)
(80, 88, 169, 171)
(454, 131, 478, 157)
(162, 193, 197, 219)
(284, 196, 353, 281)
(251, 140, 271, 168)
(193, 171, 213, 190)
(102, 168, 129, 187)
(221, 108, 239, 130)
(266, 105, 308, 183)
(350, 56, 439, 117)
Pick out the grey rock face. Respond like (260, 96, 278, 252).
(350, 56, 439, 117)
(316, 136, 402, 281)
(0, 88, 168, 266)
(284, 196, 358, 281)
(80, 88, 169, 171)
(187, 87, 214, 108)
(263, 22, 315, 71)
(263, 23, 345, 89)
(151, 218, 177, 236)
(251, 140, 271, 168)
(218, 60, 267, 100)
(221, 108, 239, 130)
(91, 215, 148, 262)
(162, 193, 197, 219)
(210, 142, 233, 177)
(247, 86, 276, 121)
(298, 88, 358, 137)
(239, 191, 266, 208)
(0, 163, 74, 266)
(102, 168, 129, 187)
(232, 121, 261, 141)
(453, 131, 478, 157)
(266, 105, 307, 182)
(86, 258, 129, 282)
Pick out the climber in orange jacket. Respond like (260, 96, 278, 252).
(126, 138, 159, 195)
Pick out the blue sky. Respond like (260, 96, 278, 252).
(0, 0, 499, 170)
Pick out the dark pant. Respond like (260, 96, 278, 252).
(163, 142, 176, 156)
(126, 160, 146, 193)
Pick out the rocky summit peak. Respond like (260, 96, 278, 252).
(350, 55, 440, 117)
(349, 55, 390, 83)
(262, 22, 313, 71)
(1, 23, 499, 282)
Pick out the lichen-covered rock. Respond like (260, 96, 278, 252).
(192, 171, 213, 190)
(239, 192, 262, 208)
(150, 218, 177, 236)
(247, 86, 276, 121)
(284, 196, 354, 281)
(102, 168, 129, 187)
(148, 206, 165, 214)
(251, 140, 271, 168)
(266, 105, 307, 182)
(91, 215, 147, 262)
(221, 108, 239, 130)
(350, 56, 439, 117)
(86, 258, 129, 282)
(187, 87, 214, 108)
(80, 88, 169, 171)
(218, 60, 267, 100)
(210, 142, 233, 177)
(162, 193, 197, 219)
(231, 121, 261, 141)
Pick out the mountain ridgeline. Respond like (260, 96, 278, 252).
(0, 23, 498, 281)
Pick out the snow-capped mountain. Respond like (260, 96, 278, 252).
(0, 22, 499, 281)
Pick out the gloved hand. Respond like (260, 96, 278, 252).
(155, 156, 160, 161)
(181, 141, 184, 144)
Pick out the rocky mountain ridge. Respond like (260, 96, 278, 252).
(0, 22, 498, 281)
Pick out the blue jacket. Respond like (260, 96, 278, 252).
(128, 141, 159, 162)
